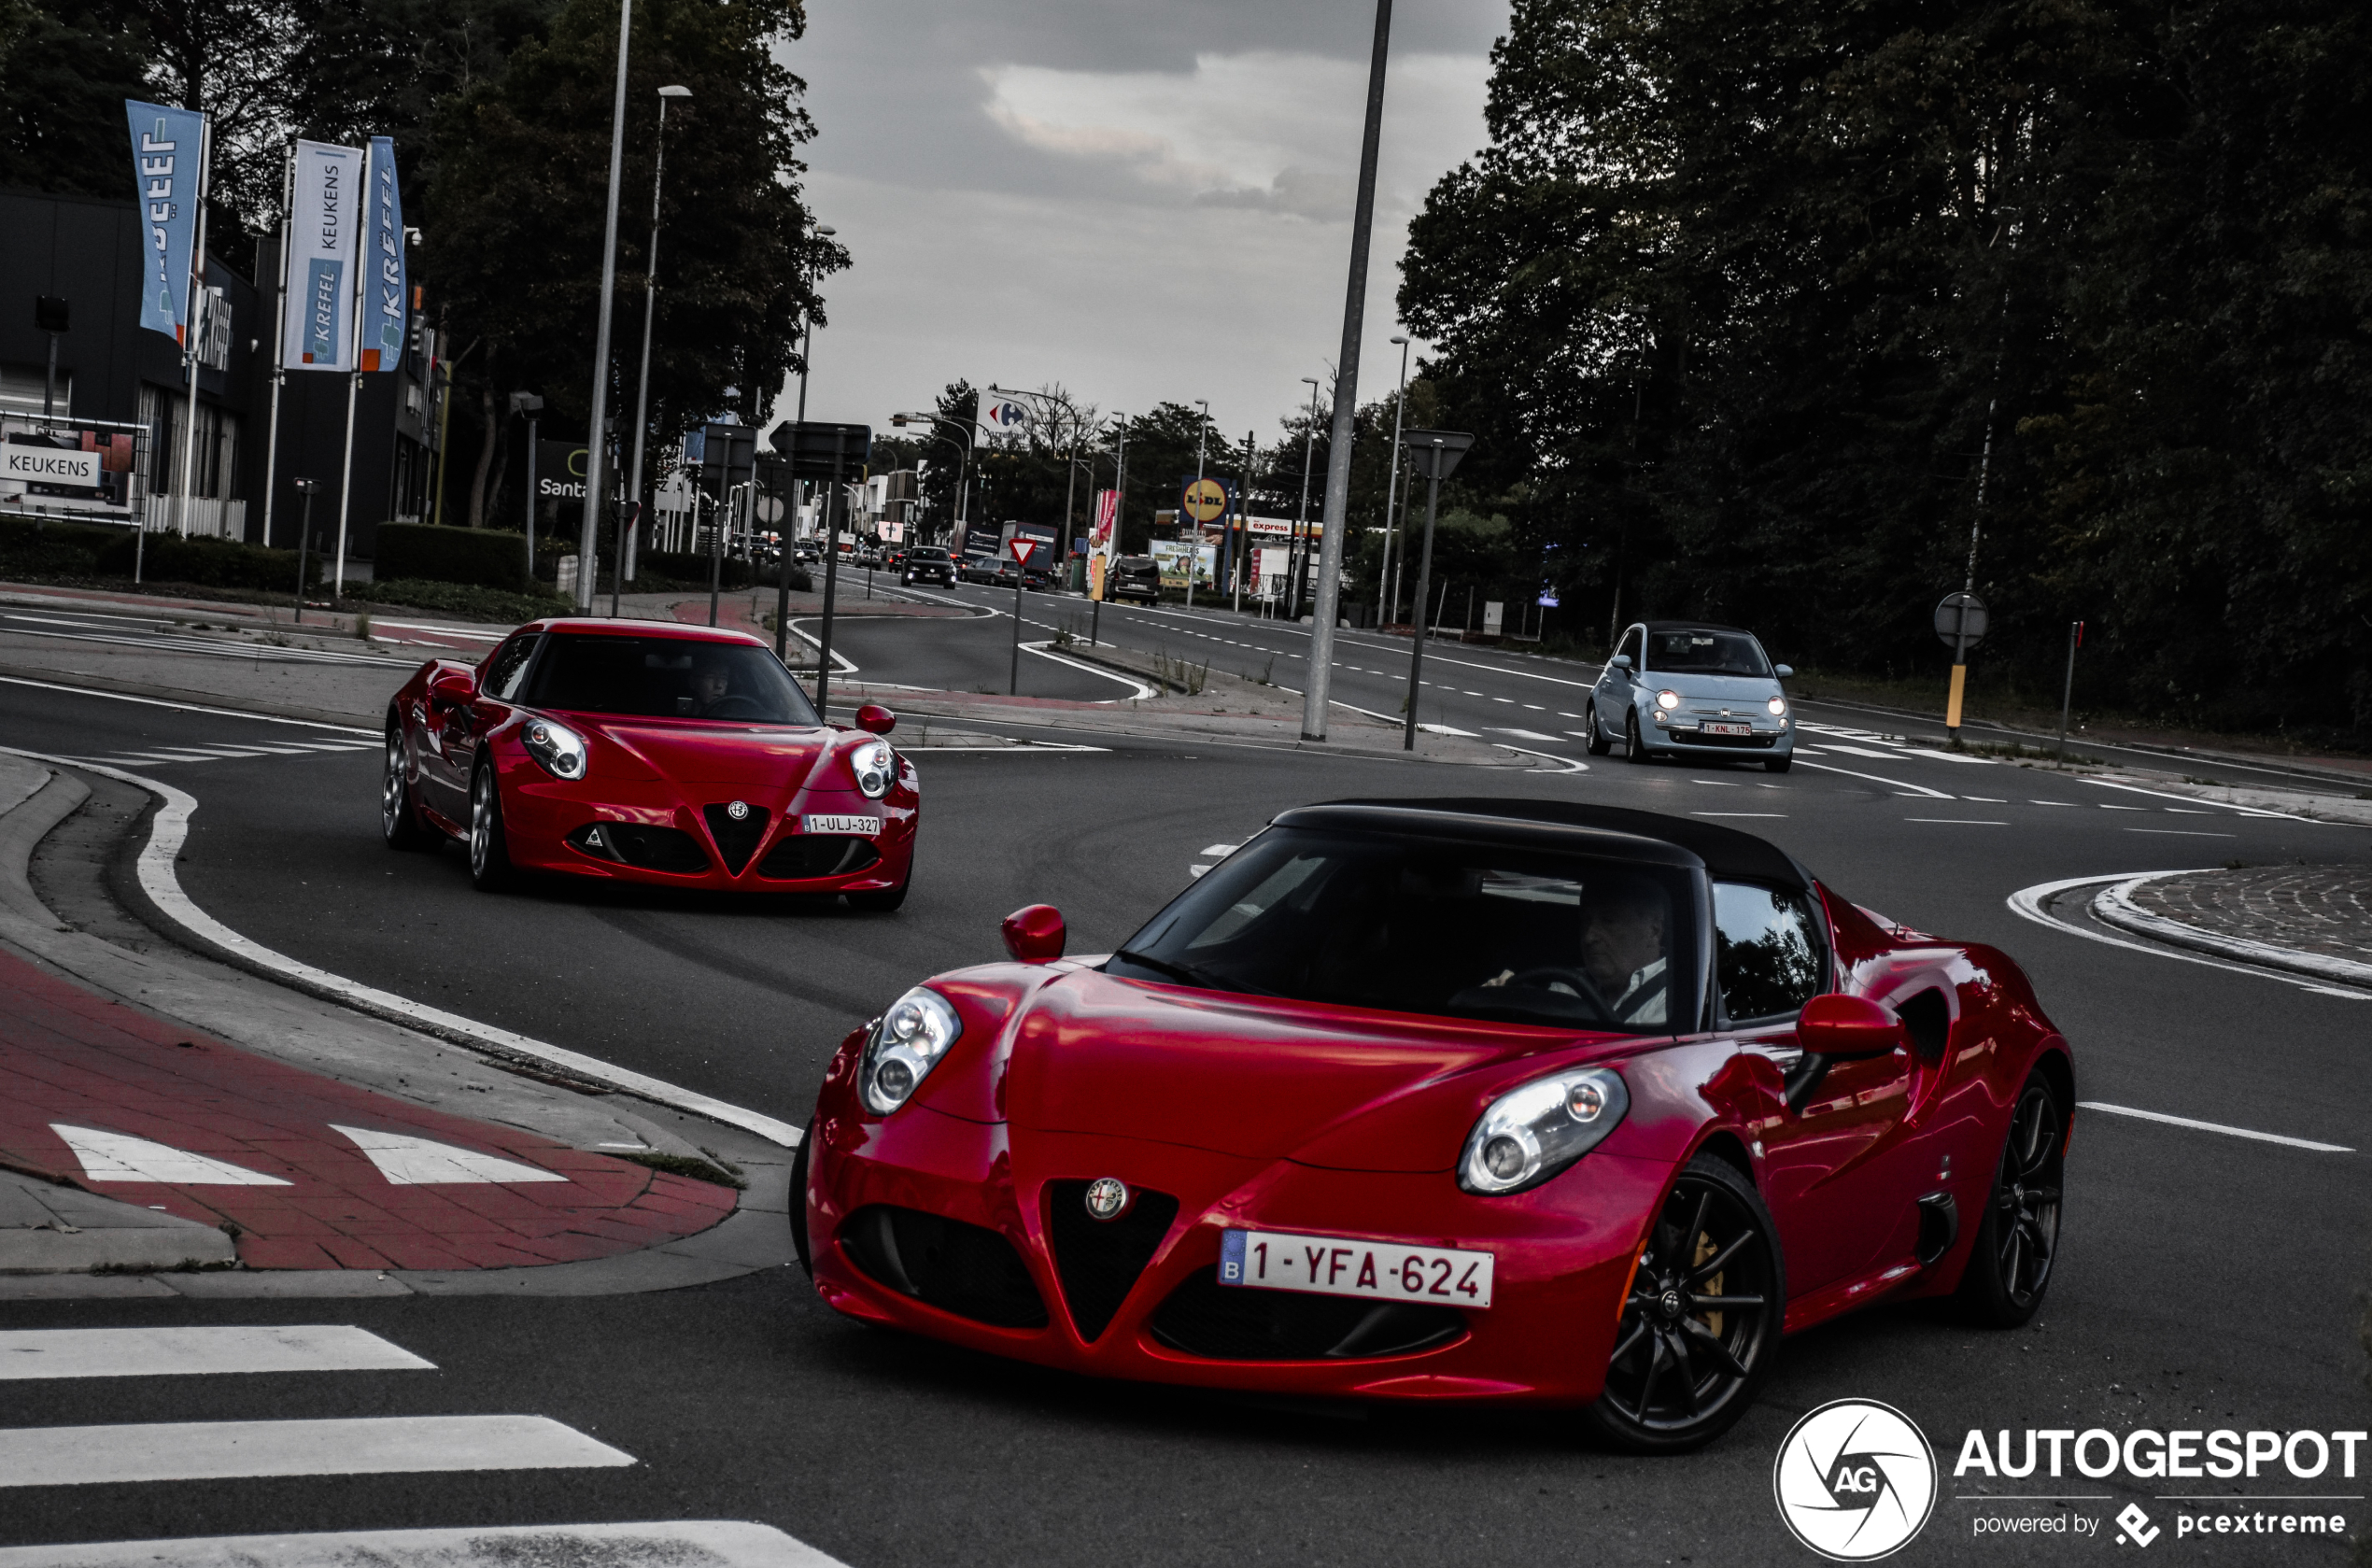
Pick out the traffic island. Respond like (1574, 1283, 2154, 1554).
(2092, 866, 2372, 988)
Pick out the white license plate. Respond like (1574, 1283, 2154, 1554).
(802, 814, 880, 836)
(1220, 1229, 1493, 1309)
(1699, 721, 1753, 737)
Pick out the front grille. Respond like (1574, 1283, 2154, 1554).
(1044, 1180, 1179, 1342)
(839, 1205, 1048, 1329)
(756, 834, 881, 881)
(1671, 729, 1777, 749)
(567, 822, 711, 874)
(1150, 1269, 1467, 1361)
(701, 803, 771, 874)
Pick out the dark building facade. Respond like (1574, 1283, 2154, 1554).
(1, 187, 439, 566)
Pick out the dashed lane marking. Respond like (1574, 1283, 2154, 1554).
(2079, 1101, 2351, 1154)
(0, 1326, 434, 1380)
(0, 1522, 851, 1567)
(0, 1415, 633, 1487)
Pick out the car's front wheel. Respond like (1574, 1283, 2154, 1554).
(1584, 1152, 1784, 1454)
(381, 720, 430, 851)
(1584, 702, 1613, 756)
(1765, 755, 1792, 773)
(1959, 1070, 2065, 1327)
(468, 762, 514, 892)
(1625, 710, 1652, 764)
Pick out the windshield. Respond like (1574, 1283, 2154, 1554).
(522, 635, 822, 726)
(1645, 629, 1772, 677)
(1105, 827, 1698, 1032)
(911, 547, 949, 560)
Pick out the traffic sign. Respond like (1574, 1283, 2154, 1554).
(1181, 477, 1228, 524)
(1008, 537, 1039, 566)
(1934, 591, 1988, 651)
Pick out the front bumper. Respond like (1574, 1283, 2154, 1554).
(1646, 714, 1792, 757)
(804, 1085, 1665, 1406)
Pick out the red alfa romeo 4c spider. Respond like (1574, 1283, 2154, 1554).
(384, 619, 917, 908)
(797, 798, 2071, 1450)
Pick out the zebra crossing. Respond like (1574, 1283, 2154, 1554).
(0, 1323, 845, 1566)
(61, 736, 377, 770)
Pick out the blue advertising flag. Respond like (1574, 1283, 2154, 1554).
(361, 137, 407, 372)
(125, 99, 207, 344)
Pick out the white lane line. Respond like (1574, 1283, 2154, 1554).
(1691, 812, 1786, 818)
(2079, 1101, 2351, 1153)
(1789, 757, 1954, 798)
(0, 1416, 633, 1487)
(1906, 817, 2008, 826)
(1199, 843, 1239, 856)
(2129, 827, 2237, 838)
(1492, 728, 1569, 743)
(1015, 641, 1157, 700)
(0, 1521, 852, 1568)
(2082, 774, 2300, 819)
(1492, 744, 1588, 772)
(0, 746, 807, 1149)
(0, 1326, 433, 1381)
(0, 676, 377, 734)
(2004, 870, 2372, 999)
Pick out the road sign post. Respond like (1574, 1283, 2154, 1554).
(1933, 590, 1988, 742)
(2057, 619, 2083, 763)
(1006, 534, 1041, 694)
(1398, 430, 1474, 750)
(773, 422, 872, 714)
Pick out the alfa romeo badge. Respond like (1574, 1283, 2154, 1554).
(1084, 1177, 1130, 1221)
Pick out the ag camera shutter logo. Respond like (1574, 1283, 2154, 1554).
(1773, 1399, 1938, 1561)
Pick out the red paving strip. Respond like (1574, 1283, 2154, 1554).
(0, 948, 736, 1270)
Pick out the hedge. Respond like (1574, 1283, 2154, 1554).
(375, 522, 538, 593)
(0, 517, 316, 589)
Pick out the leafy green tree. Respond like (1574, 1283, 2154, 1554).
(0, 0, 152, 199)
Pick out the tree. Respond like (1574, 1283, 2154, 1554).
(0, 0, 152, 199)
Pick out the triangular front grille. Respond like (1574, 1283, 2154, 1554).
(701, 803, 770, 875)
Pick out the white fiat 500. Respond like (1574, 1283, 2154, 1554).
(1585, 621, 1795, 771)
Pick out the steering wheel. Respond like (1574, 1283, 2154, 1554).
(704, 695, 767, 720)
(1500, 966, 1617, 1018)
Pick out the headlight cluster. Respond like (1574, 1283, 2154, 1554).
(851, 738, 895, 798)
(861, 986, 962, 1114)
(1457, 1067, 1630, 1194)
(523, 718, 588, 780)
(1655, 689, 1682, 711)
(1767, 695, 1787, 716)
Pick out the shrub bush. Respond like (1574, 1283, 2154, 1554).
(95, 531, 314, 589)
(355, 578, 562, 626)
(375, 523, 536, 593)
(640, 549, 752, 590)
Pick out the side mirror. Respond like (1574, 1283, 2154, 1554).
(1001, 903, 1066, 963)
(1797, 994, 1903, 1055)
(1772, 664, 1794, 680)
(428, 667, 477, 708)
(1608, 655, 1632, 671)
(854, 702, 897, 736)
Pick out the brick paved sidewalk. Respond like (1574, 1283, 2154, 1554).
(2126, 867, 2372, 968)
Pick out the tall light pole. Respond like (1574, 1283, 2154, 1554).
(575, 0, 636, 610)
(1292, 376, 1320, 619)
(1187, 398, 1208, 610)
(626, 84, 691, 610)
(1378, 334, 1410, 627)
(796, 225, 838, 423)
(893, 410, 967, 551)
(1302, 0, 1395, 741)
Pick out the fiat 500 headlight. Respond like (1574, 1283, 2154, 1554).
(1767, 695, 1787, 716)
(523, 718, 587, 780)
(861, 986, 961, 1114)
(851, 738, 894, 798)
(1655, 689, 1682, 711)
(1457, 1067, 1630, 1194)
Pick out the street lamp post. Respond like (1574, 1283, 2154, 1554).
(290, 477, 317, 623)
(573, 0, 635, 611)
(510, 393, 544, 585)
(1378, 334, 1410, 627)
(625, 84, 692, 617)
(1397, 429, 1472, 750)
(1187, 398, 1208, 611)
(1293, 376, 1319, 619)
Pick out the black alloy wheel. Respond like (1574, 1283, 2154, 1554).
(381, 720, 429, 851)
(1585, 702, 1613, 756)
(467, 762, 513, 892)
(1585, 1152, 1784, 1453)
(1624, 709, 1652, 764)
(1960, 1072, 2065, 1326)
(789, 1119, 813, 1277)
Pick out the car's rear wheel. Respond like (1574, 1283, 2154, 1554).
(1959, 1071, 2065, 1327)
(789, 1120, 813, 1277)
(1584, 1152, 1784, 1454)
(1624, 710, 1652, 764)
(1765, 755, 1792, 773)
(381, 720, 430, 851)
(468, 761, 514, 892)
(1585, 702, 1613, 756)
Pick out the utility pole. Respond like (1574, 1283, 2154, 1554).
(1188, 399, 1208, 611)
(1377, 334, 1409, 628)
(1235, 429, 1253, 613)
(1293, 376, 1319, 619)
(1397, 430, 1473, 750)
(575, 0, 635, 610)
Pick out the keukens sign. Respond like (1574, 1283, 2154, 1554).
(281, 139, 365, 372)
(1, 445, 101, 487)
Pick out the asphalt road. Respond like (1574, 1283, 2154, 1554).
(2, 612, 2367, 1566)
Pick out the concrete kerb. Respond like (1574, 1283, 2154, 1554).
(2090, 871, 2372, 990)
(0, 753, 799, 1296)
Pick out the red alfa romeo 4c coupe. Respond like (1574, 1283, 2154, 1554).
(797, 798, 2071, 1450)
(384, 619, 917, 908)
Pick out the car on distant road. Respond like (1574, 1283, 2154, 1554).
(383, 620, 918, 909)
(902, 546, 955, 587)
(795, 798, 2069, 1450)
(1107, 554, 1161, 603)
(1585, 621, 1795, 771)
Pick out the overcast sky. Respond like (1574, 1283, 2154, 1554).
(772, 0, 1510, 447)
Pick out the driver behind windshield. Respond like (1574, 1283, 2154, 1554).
(1578, 890, 1669, 1026)
(688, 654, 735, 717)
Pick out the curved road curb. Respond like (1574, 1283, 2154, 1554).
(2091, 873, 2372, 989)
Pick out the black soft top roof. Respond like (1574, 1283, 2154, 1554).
(1270, 798, 1816, 892)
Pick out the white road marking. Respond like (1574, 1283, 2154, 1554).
(2079, 1101, 2351, 1154)
(2082, 775, 2299, 818)
(1492, 728, 1568, 743)
(331, 1125, 568, 1185)
(1199, 843, 1238, 856)
(1789, 757, 1954, 798)
(2129, 827, 2237, 838)
(2029, 799, 2078, 806)
(1905, 818, 2008, 826)
(2004, 870, 2372, 999)
(1492, 744, 1588, 772)
(50, 1124, 291, 1186)
(0, 1416, 633, 1487)
(0, 1521, 850, 1568)
(1189, 864, 1210, 878)
(1691, 812, 1786, 818)
(0, 1326, 433, 1381)
(0, 676, 376, 734)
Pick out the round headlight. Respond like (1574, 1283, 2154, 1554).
(1459, 1067, 1631, 1194)
(1655, 689, 1682, 711)
(523, 718, 587, 780)
(1767, 695, 1787, 716)
(851, 738, 894, 799)
(861, 986, 963, 1114)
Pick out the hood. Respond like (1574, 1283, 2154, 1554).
(1636, 672, 1780, 700)
(581, 719, 832, 789)
(995, 968, 1627, 1172)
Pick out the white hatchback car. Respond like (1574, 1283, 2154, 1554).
(1585, 621, 1796, 771)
